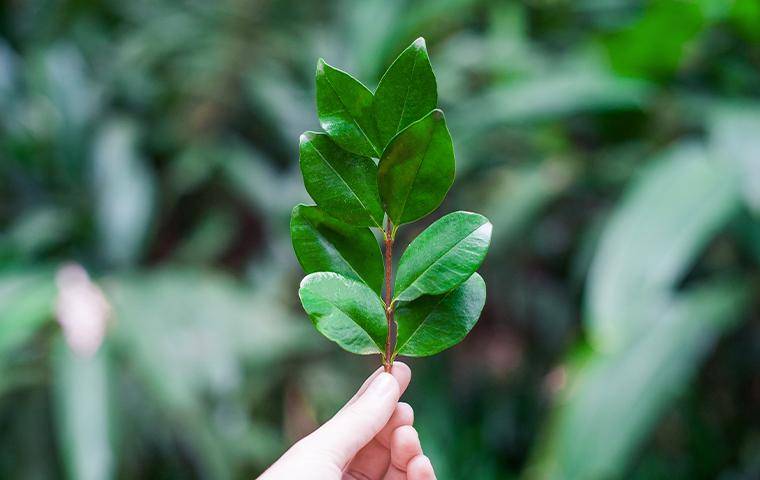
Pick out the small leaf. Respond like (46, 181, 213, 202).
(395, 211, 491, 302)
(291, 204, 384, 295)
(394, 273, 485, 357)
(374, 37, 437, 150)
(378, 109, 455, 225)
(316, 59, 380, 157)
(299, 132, 384, 227)
(299, 272, 387, 355)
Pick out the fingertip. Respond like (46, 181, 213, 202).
(375, 402, 415, 448)
(390, 425, 422, 469)
(407, 455, 436, 480)
(389, 361, 411, 394)
(358, 372, 400, 408)
(392, 425, 419, 450)
(397, 402, 414, 425)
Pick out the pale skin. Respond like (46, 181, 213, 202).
(259, 362, 436, 480)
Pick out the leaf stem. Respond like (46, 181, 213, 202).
(383, 218, 396, 372)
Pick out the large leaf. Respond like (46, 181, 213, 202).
(290, 204, 384, 295)
(316, 59, 380, 157)
(394, 273, 485, 358)
(586, 143, 740, 352)
(373, 37, 437, 150)
(528, 279, 749, 480)
(104, 269, 309, 478)
(0, 269, 55, 358)
(53, 341, 115, 480)
(298, 272, 387, 355)
(378, 109, 455, 225)
(709, 105, 760, 215)
(92, 119, 155, 267)
(394, 211, 491, 302)
(299, 131, 384, 227)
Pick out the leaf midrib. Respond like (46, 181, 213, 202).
(319, 292, 384, 352)
(310, 142, 381, 227)
(396, 221, 483, 300)
(393, 50, 419, 135)
(395, 288, 456, 354)
(394, 120, 436, 223)
(306, 218, 379, 292)
(324, 71, 379, 156)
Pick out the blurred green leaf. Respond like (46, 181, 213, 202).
(395, 211, 491, 302)
(731, 0, 760, 41)
(52, 341, 115, 480)
(528, 278, 749, 480)
(378, 109, 455, 225)
(450, 71, 650, 139)
(604, 0, 705, 78)
(0, 269, 55, 359)
(298, 272, 387, 355)
(709, 105, 760, 215)
(92, 119, 155, 267)
(173, 209, 237, 264)
(104, 269, 317, 477)
(475, 161, 576, 249)
(291, 204, 384, 295)
(373, 37, 437, 149)
(0, 206, 74, 259)
(298, 132, 384, 227)
(220, 143, 306, 218)
(586, 143, 740, 351)
(395, 272, 485, 357)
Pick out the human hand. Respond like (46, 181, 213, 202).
(258, 362, 436, 479)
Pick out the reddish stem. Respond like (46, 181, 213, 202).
(383, 219, 395, 372)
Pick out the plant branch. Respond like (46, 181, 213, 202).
(383, 218, 396, 372)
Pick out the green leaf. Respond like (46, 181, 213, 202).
(373, 37, 437, 150)
(0, 269, 55, 358)
(316, 59, 380, 157)
(529, 279, 748, 480)
(586, 142, 740, 351)
(53, 341, 115, 480)
(709, 105, 760, 215)
(92, 119, 155, 268)
(378, 109, 455, 225)
(290, 204, 384, 295)
(394, 273, 485, 357)
(394, 211, 491, 302)
(298, 272, 387, 355)
(299, 131, 384, 227)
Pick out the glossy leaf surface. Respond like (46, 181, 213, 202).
(374, 37, 437, 150)
(394, 273, 485, 357)
(378, 109, 455, 225)
(395, 211, 491, 302)
(299, 132, 384, 227)
(299, 272, 386, 355)
(290, 204, 384, 295)
(316, 59, 380, 157)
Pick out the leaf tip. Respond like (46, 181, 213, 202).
(413, 37, 426, 50)
(316, 58, 326, 74)
(300, 131, 316, 145)
(431, 108, 444, 121)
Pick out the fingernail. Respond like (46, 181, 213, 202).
(364, 372, 395, 397)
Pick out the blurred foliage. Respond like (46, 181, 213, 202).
(1, 0, 759, 479)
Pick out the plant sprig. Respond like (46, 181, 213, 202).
(291, 37, 492, 371)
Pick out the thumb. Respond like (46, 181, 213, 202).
(303, 372, 401, 467)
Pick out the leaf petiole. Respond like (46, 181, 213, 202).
(383, 218, 396, 371)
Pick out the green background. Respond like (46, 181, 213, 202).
(1, 0, 759, 478)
